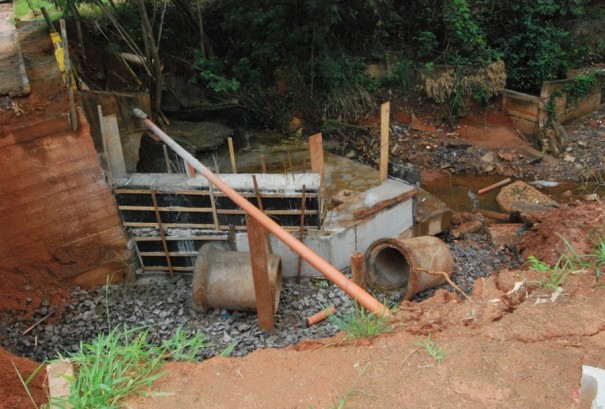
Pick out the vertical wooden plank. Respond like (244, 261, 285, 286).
(245, 215, 275, 330)
(309, 133, 324, 173)
(309, 133, 326, 222)
(163, 145, 172, 173)
(251, 175, 273, 254)
(351, 251, 365, 309)
(101, 114, 127, 179)
(59, 19, 77, 131)
(208, 184, 220, 230)
(260, 154, 267, 173)
(351, 251, 365, 289)
(296, 185, 307, 283)
(228, 136, 237, 173)
(97, 105, 112, 184)
(379, 101, 390, 182)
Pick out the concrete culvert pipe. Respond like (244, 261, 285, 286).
(364, 235, 454, 300)
(192, 245, 282, 313)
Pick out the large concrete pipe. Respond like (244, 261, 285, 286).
(364, 235, 454, 300)
(133, 108, 389, 316)
(192, 245, 282, 313)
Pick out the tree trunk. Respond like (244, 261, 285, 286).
(137, 0, 163, 121)
(196, 0, 206, 58)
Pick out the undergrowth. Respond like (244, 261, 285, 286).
(50, 325, 207, 409)
(527, 234, 605, 291)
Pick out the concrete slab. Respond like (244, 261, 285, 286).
(0, 3, 30, 96)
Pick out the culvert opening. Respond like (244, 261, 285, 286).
(371, 246, 410, 291)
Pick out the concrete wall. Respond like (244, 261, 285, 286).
(0, 110, 132, 286)
(540, 79, 602, 124)
(236, 179, 416, 277)
(502, 90, 541, 135)
(503, 74, 602, 135)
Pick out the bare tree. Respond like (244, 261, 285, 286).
(137, 0, 163, 121)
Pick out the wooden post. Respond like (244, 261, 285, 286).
(245, 215, 275, 330)
(351, 251, 365, 290)
(309, 133, 326, 220)
(97, 105, 112, 184)
(252, 175, 273, 254)
(260, 154, 267, 173)
(100, 114, 127, 180)
(228, 136, 237, 173)
(208, 184, 220, 230)
(379, 101, 390, 182)
(60, 19, 78, 131)
(296, 185, 307, 283)
(163, 145, 172, 173)
(186, 163, 196, 178)
(151, 191, 174, 277)
(309, 133, 324, 173)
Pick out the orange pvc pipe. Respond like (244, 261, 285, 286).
(477, 178, 511, 195)
(133, 109, 389, 317)
(306, 306, 337, 326)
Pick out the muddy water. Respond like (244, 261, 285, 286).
(198, 131, 311, 174)
(422, 174, 600, 214)
(199, 131, 601, 214)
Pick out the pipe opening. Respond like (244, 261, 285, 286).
(372, 246, 410, 290)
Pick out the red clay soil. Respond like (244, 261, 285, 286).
(519, 203, 605, 266)
(126, 271, 605, 409)
(0, 348, 46, 409)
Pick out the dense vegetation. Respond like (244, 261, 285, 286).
(37, 0, 604, 128)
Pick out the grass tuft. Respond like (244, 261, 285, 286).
(50, 325, 207, 408)
(328, 304, 393, 340)
(418, 333, 446, 364)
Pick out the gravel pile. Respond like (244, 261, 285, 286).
(1, 238, 517, 363)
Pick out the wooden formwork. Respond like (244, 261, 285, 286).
(114, 176, 321, 275)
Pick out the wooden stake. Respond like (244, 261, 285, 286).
(228, 136, 237, 173)
(97, 105, 112, 184)
(246, 215, 275, 331)
(151, 191, 174, 276)
(309, 133, 324, 173)
(208, 184, 220, 230)
(60, 19, 78, 131)
(379, 101, 390, 182)
(252, 175, 272, 254)
(163, 144, 172, 173)
(309, 133, 326, 221)
(252, 175, 264, 211)
(296, 185, 307, 283)
(350, 252, 365, 290)
(260, 154, 267, 173)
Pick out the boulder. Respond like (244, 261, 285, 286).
(496, 181, 559, 214)
(166, 121, 233, 153)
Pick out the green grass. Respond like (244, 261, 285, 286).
(527, 234, 605, 291)
(328, 304, 393, 340)
(13, 0, 57, 20)
(418, 333, 446, 365)
(49, 325, 207, 409)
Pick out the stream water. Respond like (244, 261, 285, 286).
(194, 131, 600, 214)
